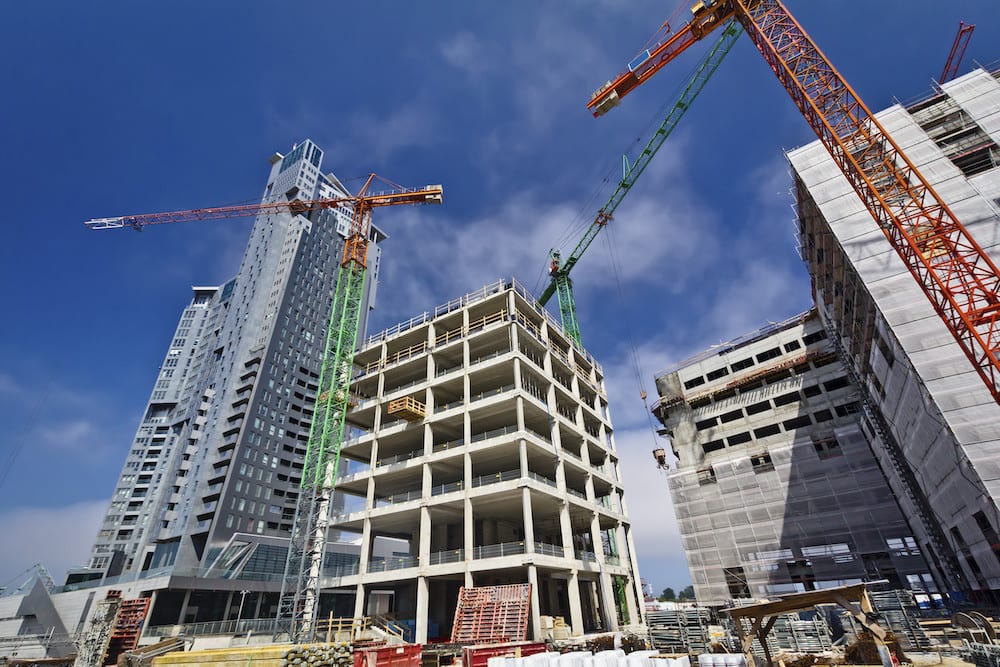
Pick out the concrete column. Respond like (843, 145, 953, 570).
(464, 496, 474, 565)
(527, 565, 542, 640)
(623, 573, 640, 628)
(419, 506, 432, 564)
(598, 571, 618, 631)
(589, 513, 604, 563)
(416, 576, 429, 643)
(358, 518, 373, 575)
(623, 525, 645, 625)
(353, 582, 366, 619)
(176, 590, 191, 625)
(567, 570, 584, 636)
(559, 503, 574, 560)
(519, 440, 528, 477)
(522, 487, 535, 554)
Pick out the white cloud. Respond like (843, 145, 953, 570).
(36, 419, 97, 452)
(616, 427, 691, 594)
(0, 500, 108, 590)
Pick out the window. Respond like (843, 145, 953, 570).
(746, 400, 771, 415)
(774, 391, 800, 406)
(835, 401, 860, 417)
(803, 330, 827, 345)
(702, 439, 725, 453)
(751, 452, 774, 473)
(823, 376, 850, 392)
(731, 358, 755, 371)
(684, 376, 706, 390)
(813, 436, 841, 460)
(707, 367, 729, 381)
(754, 424, 780, 438)
(802, 384, 822, 397)
(727, 431, 752, 446)
(784, 340, 802, 352)
(695, 417, 717, 431)
(814, 409, 833, 422)
(783, 415, 812, 430)
(719, 409, 744, 423)
(756, 347, 782, 363)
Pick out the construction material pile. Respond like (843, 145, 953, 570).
(152, 642, 354, 667)
(282, 643, 354, 667)
(487, 649, 688, 667)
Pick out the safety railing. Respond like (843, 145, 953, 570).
(433, 437, 465, 452)
(431, 480, 463, 496)
(369, 555, 418, 572)
(374, 489, 422, 507)
(472, 469, 520, 488)
(473, 541, 526, 559)
(535, 542, 564, 558)
(429, 549, 465, 565)
(470, 424, 518, 444)
(376, 449, 423, 467)
(527, 472, 556, 488)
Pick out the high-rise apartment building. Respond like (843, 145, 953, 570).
(323, 279, 644, 641)
(652, 310, 934, 606)
(790, 66, 1000, 601)
(84, 139, 385, 584)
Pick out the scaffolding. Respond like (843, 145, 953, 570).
(74, 590, 122, 667)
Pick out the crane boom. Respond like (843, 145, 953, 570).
(940, 21, 975, 84)
(540, 21, 742, 346)
(84, 185, 442, 231)
(87, 175, 443, 642)
(588, 1, 733, 117)
(589, 0, 1000, 408)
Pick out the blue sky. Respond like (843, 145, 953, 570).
(1, 1, 999, 597)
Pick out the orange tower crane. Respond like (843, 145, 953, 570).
(86, 175, 443, 642)
(588, 0, 1000, 408)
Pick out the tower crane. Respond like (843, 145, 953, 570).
(86, 174, 443, 642)
(940, 21, 975, 84)
(588, 0, 1000, 407)
(539, 21, 741, 347)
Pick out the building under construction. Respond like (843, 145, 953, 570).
(653, 64, 1000, 609)
(652, 309, 935, 607)
(325, 278, 644, 641)
(790, 65, 1000, 602)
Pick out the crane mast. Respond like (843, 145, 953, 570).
(540, 21, 742, 346)
(589, 0, 1000, 407)
(86, 175, 443, 643)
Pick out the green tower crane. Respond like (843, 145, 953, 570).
(85, 174, 443, 643)
(538, 21, 741, 346)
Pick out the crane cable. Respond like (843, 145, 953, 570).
(532, 46, 710, 298)
(601, 223, 663, 455)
